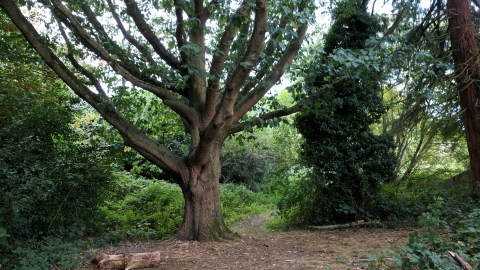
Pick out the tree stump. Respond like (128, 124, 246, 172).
(89, 251, 161, 270)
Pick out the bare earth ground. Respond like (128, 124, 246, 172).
(81, 215, 412, 270)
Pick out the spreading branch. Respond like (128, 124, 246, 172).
(204, 1, 252, 122)
(0, 0, 187, 177)
(203, 0, 220, 22)
(47, 0, 196, 122)
(123, 0, 183, 72)
(191, 0, 268, 166)
(105, 0, 157, 67)
(56, 19, 107, 97)
(228, 77, 348, 135)
(173, 0, 187, 64)
(232, 21, 309, 123)
(240, 17, 289, 97)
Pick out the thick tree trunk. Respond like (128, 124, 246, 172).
(448, 0, 480, 190)
(175, 145, 235, 241)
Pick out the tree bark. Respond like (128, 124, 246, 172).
(175, 144, 236, 241)
(448, 0, 480, 190)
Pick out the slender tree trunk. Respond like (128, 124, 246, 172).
(448, 0, 480, 190)
(175, 144, 235, 241)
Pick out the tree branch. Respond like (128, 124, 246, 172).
(0, 0, 188, 177)
(47, 0, 196, 122)
(56, 18, 107, 97)
(173, 0, 187, 64)
(239, 17, 288, 97)
(191, 0, 268, 166)
(232, 21, 309, 123)
(228, 77, 348, 135)
(58, 1, 168, 90)
(185, 0, 208, 111)
(204, 1, 252, 123)
(123, 137, 172, 174)
(105, 0, 157, 67)
(203, 0, 220, 22)
(123, 0, 184, 73)
(223, 0, 268, 98)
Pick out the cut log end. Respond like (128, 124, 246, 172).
(89, 251, 161, 270)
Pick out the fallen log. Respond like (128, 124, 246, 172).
(89, 251, 161, 270)
(307, 220, 380, 230)
(449, 251, 473, 270)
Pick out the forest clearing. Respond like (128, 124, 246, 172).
(81, 215, 412, 270)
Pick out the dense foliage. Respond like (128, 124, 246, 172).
(367, 194, 480, 269)
(0, 12, 116, 268)
(278, 0, 398, 225)
(99, 174, 273, 242)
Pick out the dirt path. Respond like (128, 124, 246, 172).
(84, 216, 411, 269)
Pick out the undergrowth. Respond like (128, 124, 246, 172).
(366, 194, 480, 269)
(98, 175, 274, 242)
(0, 172, 273, 269)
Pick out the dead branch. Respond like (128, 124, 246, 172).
(449, 251, 473, 270)
(307, 220, 380, 230)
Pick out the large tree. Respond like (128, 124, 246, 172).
(0, 0, 338, 240)
(447, 0, 480, 190)
(284, 0, 397, 225)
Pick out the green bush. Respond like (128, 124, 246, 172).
(284, 1, 397, 226)
(220, 184, 273, 225)
(100, 174, 184, 240)
(380, 183, 480, 229)
(367, 196, 480, 269)
(100, 177, 274, 240)
(0, 92, 115, 268)
(220, 148, 274, 192)
(5, 232, 85, 270)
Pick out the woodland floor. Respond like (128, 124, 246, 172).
(80, 215, 414, 270)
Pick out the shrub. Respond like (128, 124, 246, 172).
(367, 196, 480, 269)
(220, 147, 275, 192)
(220, 184, 273, 225)
(0, 92, 115, 269)
(100, 177, 274, 240)
(100, 174, 184, 240)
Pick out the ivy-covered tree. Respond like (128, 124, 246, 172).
(284, 0, 398, 225)
(0, 0, 343, 240)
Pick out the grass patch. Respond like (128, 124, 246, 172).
(264, 216, 291, 231)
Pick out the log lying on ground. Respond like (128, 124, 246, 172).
(449, 251, 473, 270)
(89, 251, 161, 270)
(307, 220, 380, 230)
